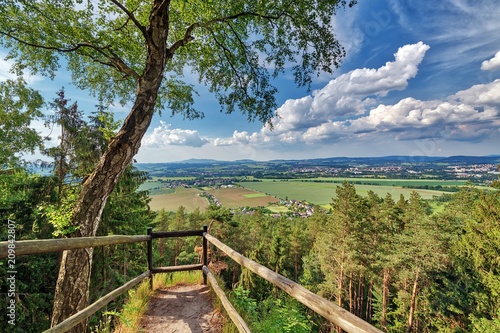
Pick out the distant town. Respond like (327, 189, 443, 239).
(136, 155, 500, 184)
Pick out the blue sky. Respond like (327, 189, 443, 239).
(2, 0, 500, 163)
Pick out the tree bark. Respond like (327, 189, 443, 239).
(382, 268, 390, 331)
(51, 2, 171, 330)
(336, 261, 344, 333)
(349, 272, 353, 313)
(366, 281, 373, 322)
(405, 269, 420, 333)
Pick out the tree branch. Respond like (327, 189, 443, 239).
(1, 31, 140, 80)
(110, 0, 148, 40)
(168, 10, 283, 55)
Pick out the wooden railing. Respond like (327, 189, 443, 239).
(0, 227, 382, 333)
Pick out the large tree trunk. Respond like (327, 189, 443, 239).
(51, 2, 170, 330)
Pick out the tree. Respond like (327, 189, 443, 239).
(44, 88, 85, 201)
(0, 78, 44, 168)
(0, 0, 356, 329)
(315, 182, 368, 332)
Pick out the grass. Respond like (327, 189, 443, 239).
(207, 187, 279, 208)
(148, 187, 210, 212)
(236, 180, 447, 205)
(112, 271, 203, 333)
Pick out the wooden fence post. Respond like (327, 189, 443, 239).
(147, 227, 153, 290)
(202, 225, 208, 285)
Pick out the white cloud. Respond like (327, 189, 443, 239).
(350, 95, 499, 137)
(212, 43, 500, 150)
(481, 51, 500, 71)
(261, 42, 430, 142)
(143, 121, 209, 147)
(310, 42, 429, 118)
(451, 79, 500, 107)
(0, 52, 44, 83)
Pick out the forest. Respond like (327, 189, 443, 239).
(2, 113, 500, 332)
(1, 1, 499, 332)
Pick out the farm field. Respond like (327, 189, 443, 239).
(207, 187, 280, 209)
(148, 186, 280, 212)
(148, 187, 209, 212)
(294, 178, 470, 187)
(236, 179, 448, 206)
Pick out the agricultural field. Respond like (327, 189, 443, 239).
(148, 186, 280, 212)
(207, 187, 280, 209)
(295, 177, 470, 187)
(148, 187, 209, 212)
(236, 179, 450, 207)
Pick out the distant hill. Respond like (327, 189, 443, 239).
(135, 155, 500, 170)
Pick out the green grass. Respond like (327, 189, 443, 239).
(294, 177, 469, 187)
(236, 180, 447, 205)
(243, 193, 268, 198)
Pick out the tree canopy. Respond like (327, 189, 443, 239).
(1, 0, 355, 124)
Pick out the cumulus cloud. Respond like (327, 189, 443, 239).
(143, 121, 209, 147)
(261, 42, 430, 142)
(213, 43, 500, 150)
(481, 51, 500, 71)
(215, 42, 430, 146)
(350, 93, 500, 140)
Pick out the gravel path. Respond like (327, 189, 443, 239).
(139, 284, 223, 333)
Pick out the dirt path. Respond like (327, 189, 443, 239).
(139, 284, 223, 333)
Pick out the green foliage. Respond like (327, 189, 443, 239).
(231, 285, 257, 320)
(255, 298, 313, 333)
(38, 188, 79, 236)
(470, 312, 500, 333)
(0, 78, 44, 167)
(1, 0, 355, 123)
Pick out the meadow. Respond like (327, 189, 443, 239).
(146, 177, 476, 211)
(235, 179, 451, 207)
(207, 187, 280, 209)
(148, 187, 210, 212)
(148, 186, 279, 211)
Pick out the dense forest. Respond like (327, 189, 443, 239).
(2, 114, 500, 333)
(1, 2, 499, 332)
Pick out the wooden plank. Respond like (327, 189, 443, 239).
(204, 233, 383, 333)
(151, 229, 204, 238)
(202, 225, 208, 285)
(44, 271, 151, 333)
(0, 235, 150, 258)
(152, 264, 203, 273)
(203, 266, 251, 333)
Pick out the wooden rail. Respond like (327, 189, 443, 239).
(0, 229, 208, 333)
(44, 271, 150, 333)
(205, 233, 383, 333)
(203, 266, 251, 333)
(0, 228, 383, 333)
(0, 235, 150, 258)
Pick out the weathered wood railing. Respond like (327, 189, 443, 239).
(0, 227, 382, 333)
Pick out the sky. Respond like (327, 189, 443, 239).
(2, 0, 500, 163)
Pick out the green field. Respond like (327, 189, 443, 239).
(148, 187, 209, 212)
(208, 187, 279, 208)
(236, 179, 449, 206)
(294, 177, 469, 187)
(148, 186, 279, 212)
